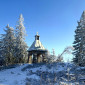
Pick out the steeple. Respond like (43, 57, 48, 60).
(35, 32, 40, 40)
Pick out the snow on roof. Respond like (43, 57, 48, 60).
(28, 33, 47, 51)
(28, 40, 46, 51)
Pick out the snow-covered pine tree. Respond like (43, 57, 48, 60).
(46, 49, 57, 63)
(2, 24, 16, 65)
(73, 11, 85, 66)
(15, 14, 28, 63)
(0, 34, 4, 65)
(0, 34, 2, 57)
(51, 49, 57, 62)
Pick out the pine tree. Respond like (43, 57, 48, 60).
(2, 24, 16, 65)
(0, 34, 4, 65)
(73, 11, 85, 66)
(51, 49, 56, 62)
(15, 14, 28, 63)
(0, 35, 2, 57)
(46, 49, 57, 63)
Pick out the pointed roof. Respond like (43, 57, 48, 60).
(28, 33, 47, 51)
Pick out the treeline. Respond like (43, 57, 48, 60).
(1, 12, 85, 67)
(0, 14, 28, 66)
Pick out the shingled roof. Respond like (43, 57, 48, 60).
(28, 32, 47, 51)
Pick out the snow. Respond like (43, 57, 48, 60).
(0, 63, 85, 85)
(0, 64, 28, 85)
(28, 33, 47, 51)
(29, 65, 47, 72)
(27, 74, 40, 79)
(29, 40, 46, 51)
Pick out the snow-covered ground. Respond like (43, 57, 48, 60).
(0, 62, 85, 85)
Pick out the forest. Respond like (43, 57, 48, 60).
(0, 12, 85, 85)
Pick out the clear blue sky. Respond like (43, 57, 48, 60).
(0, 0, 85, 62)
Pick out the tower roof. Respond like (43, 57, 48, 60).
(28, 33, 47, 51)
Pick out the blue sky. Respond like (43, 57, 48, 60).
(0, 0, 85, 62)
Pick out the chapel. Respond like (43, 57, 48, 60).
(28, 32, 47, 63)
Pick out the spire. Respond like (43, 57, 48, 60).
(35, 32, 40, 40)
